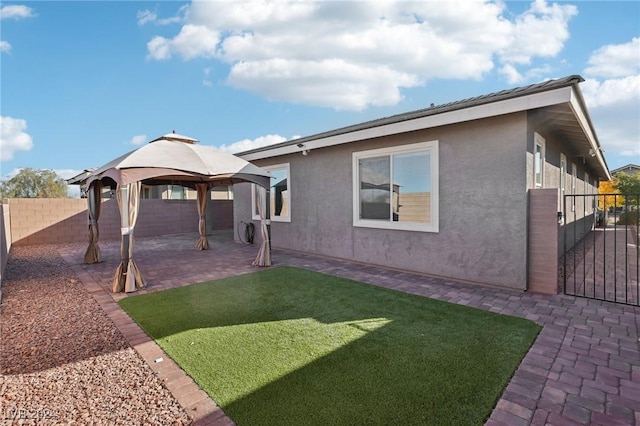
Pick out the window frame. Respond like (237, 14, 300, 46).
(251, 162, 291, 223)
(584, 172, 591, 212)
(571, 162, 577, 212)
(534, 133, 545, 188)
(352, 140, 439, 233)
(559, 153, 567, 212)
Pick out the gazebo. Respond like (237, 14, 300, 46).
(82, 132, 272, 293)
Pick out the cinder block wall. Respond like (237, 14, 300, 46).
(528, 189, 559, 294)
(6, 198, 233, 246)
(8, 198, 89, 246)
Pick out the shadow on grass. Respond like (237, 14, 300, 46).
(119, 266, 541, 425)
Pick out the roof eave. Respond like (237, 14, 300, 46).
(239, 85, 576, 162)
(567, 86, 611, 181)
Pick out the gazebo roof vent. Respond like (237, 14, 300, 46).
(150, 130, 199, 144)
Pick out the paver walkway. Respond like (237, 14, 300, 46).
(59, 230, 640, 425)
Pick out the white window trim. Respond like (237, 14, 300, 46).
(352, 140, 439, 233)
(251, 162, 291, 223)
(534, 133, 545, 188)
(559, 153, 567, 212)
(571, 162, 577, 212)
(585, 172, 591, 212)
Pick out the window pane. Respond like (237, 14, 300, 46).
(534, 144, 542, 186)
(393, 151, 431, 223)
(269, 168, 288, 218)
(359, 156, 391, 220)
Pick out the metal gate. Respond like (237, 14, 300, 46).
(562, 193, 639, 305)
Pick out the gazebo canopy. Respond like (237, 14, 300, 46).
(82, 132, 273, 293)
(87, 132, 270, 189)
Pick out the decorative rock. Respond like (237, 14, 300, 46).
(0, 245, 191, 425)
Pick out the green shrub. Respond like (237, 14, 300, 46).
(617, 211, 640, 225)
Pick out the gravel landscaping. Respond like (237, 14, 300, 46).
(0, 244, 191, 425)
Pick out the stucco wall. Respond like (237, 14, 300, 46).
(7, 198, 233, 246)
(526, 114, 600, 216)
(236, 113, 530, 289)
(528, 189, 559, 294)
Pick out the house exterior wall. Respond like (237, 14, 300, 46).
(236, 112, 530, 289)
(526, 113, 600, 257)
(6, 198, 233, 246)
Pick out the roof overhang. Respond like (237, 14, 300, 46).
(239, 81, 611, 181)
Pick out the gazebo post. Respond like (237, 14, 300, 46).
(266, 188, 271, 255)
(195, 183, 210, 250)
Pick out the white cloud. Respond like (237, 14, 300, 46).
(137, 9, 158, 26)
(146, 0, 577, 110)
(228, 58, 417, 110)
(581, 75, 640, 108)
(216, 134, 289, 154)
(137, 5, 187, 26)
(55, 169, 85, 198)
(499, 64, 523, 84)
(129, 134, 147, 145)
(581, 75, 640, 160)
(0, 116, 33, 161)
(580, 38, 640, 164)
(498, 0, 576, 65)
(1, 5, 35, 55)
(584, 37, 640, 79)
(0, 4, 35, 19)
(54, 168, 84, 180)
(147, 36, 172, 61)
(147, 25, 219, 61)
(499, 63, 552, 84)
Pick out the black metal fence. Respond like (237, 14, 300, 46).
(562, 193, 639, 305)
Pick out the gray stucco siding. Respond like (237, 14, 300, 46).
(236, 112, 530, 290)
(524, 114, 600, 228)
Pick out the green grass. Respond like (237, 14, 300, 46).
(119, 267, 540, 426)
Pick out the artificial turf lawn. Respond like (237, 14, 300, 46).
(119, 266, 540, 425)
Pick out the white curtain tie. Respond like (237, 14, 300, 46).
(121, 226, 133, 235)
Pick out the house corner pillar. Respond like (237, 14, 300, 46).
(528, 189, 560, 294)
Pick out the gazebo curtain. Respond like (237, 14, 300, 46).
(83, 181, 103, 264)
(252, 185, 271, 267)
(195, 183, 210, 250)
(112, 181, 146, 293)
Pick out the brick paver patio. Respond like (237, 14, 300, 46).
(59, 230, 640, 425)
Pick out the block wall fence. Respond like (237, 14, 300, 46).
(3, 193, 566, 295)
(2, 198, 233, 248)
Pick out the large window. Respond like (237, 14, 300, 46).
(353, 141, 438, 232)
(252, 163, 290, 222)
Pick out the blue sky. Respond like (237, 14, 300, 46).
(1, 1, 639, 196)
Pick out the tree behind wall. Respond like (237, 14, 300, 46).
(0, 168, 69, 198)
(614, 172, 640, 207)
(598, 179, 623, 210)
